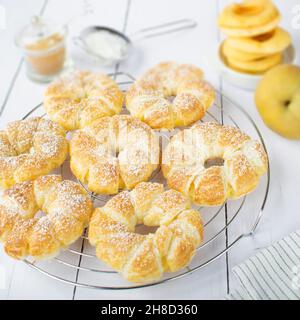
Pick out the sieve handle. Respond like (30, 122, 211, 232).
(130, 18, 197, 41)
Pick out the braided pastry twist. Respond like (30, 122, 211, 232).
(0, 175, 93, 260)
(89, 182, 203, 283)
(70, 115, 159, 194)
(44, 70, 123, 130)
(162, 122, 268, 206)
(0, 117, 68, 189)
(126, 62, 215, 129)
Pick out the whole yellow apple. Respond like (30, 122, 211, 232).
(255, 64, 300, 139)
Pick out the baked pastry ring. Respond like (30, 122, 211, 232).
(0, 175, 93, 260)
(225, 28, 291, 55)
(218, 0, 280, 37)
(89, 182, 203, 283)
(126, 62, 215, 129)
(226, 52, 282, 74)
(162, 122, 268, 206)
(44, 70, 123, 130)
(70, 115, 159, 194)
(0, 117, 68, 189)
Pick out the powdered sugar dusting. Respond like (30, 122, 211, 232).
(70, 115, 159, 192)
(89, 181, 203, 282)
(163, 121, 267, 205)
(0, 175, 92, 259)
(126, 62, 215, 129)
(44, 70, 123, 130)
(0, 117, 68, 187)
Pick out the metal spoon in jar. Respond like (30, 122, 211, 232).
(73, 19, 197, 65)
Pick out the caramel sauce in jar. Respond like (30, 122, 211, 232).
(25, 33, 66, 76)
(16, 16, 67, 82)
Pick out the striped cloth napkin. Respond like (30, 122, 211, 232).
(228, 230, 300, 300)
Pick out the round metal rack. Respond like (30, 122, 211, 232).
(21, 72, 270, 290)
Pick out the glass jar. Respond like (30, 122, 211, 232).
(15, 16, 68, 82)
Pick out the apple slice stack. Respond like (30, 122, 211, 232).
(218, 0, 291, 74)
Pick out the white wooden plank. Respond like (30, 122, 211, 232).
(0, 0, 45, 300)
(0, 0, 299, 300)
(0, 0, 47, 115)
(121, 0, 220, 88)
(0, 0, 128, 126)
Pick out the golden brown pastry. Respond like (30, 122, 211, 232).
(0, 117, 68, 189)
(89, 182, 203, 283)
(70, 115, 159, 194)
(218, 0, 280, 37)
(44, 70, 123, 130)
(126, 62, 215, 129)
(162, 122, 268, 206)
(0, 175, 93, 260)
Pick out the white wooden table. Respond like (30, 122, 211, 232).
(0, 0, 300, 300)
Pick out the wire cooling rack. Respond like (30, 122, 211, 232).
(21, 72, 270, 290)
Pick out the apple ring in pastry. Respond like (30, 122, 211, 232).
(0, 117, 68, 189)
(89, 182, 203, 283)
(0, 175, 93, 260)
(44, 71, 123, 130)
(70, 115, 159, 194)
(126, 62, 215, 129)
(162, 122, 268, 206)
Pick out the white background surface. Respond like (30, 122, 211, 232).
(0, 0, 300, 300)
